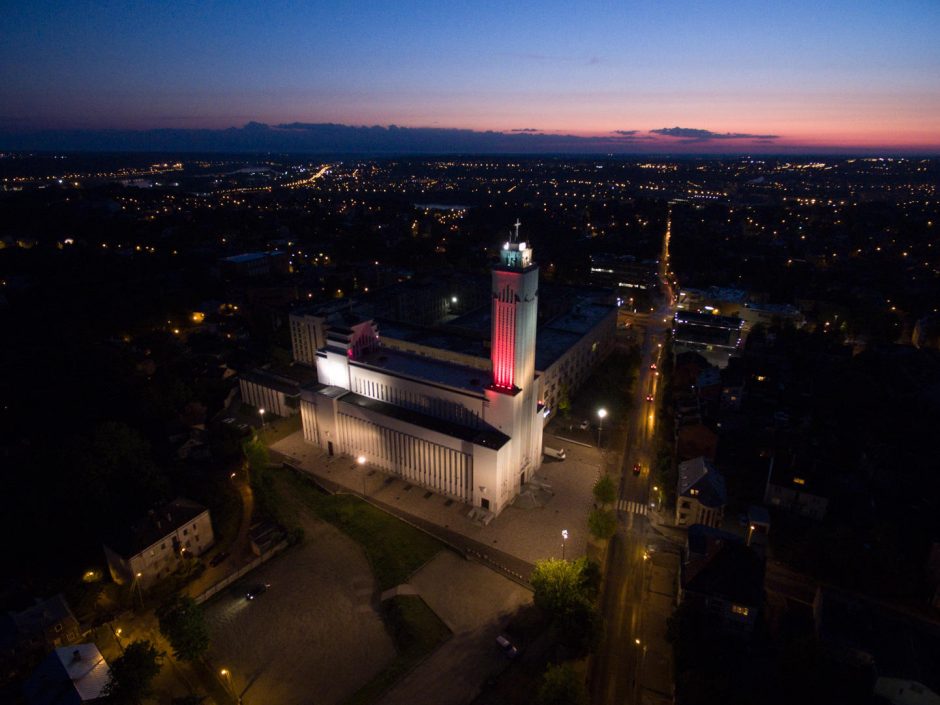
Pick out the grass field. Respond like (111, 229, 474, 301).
(344, 595, 452, 705)
(276, 466, 443, 590)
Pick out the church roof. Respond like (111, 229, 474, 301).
(338, 391, 510, 450)
(353, 347, 489, 396)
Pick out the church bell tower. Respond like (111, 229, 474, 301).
(483, 220, 543, 505)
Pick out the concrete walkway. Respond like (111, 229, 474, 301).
(378, 552, 532, 705)
(270, 429, 602, 577)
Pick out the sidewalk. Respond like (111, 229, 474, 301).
(639, 546, 678, 704)
(270, 429, 601, 576)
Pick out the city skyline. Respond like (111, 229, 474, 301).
(2, 1, 939, 153)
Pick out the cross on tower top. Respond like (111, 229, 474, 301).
(512, 219, 522, 242)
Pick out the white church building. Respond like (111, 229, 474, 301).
(300, 230, 544, 515)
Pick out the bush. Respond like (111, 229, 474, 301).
(538, 663, 588, 705)
(588, 508, 617, 540)
(592, 474, 617, 506)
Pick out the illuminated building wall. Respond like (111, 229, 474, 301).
(300, 230, 544, 515)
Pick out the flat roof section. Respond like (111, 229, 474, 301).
(240, 369, 301, 396)
(545, 303, 616, 336)
(338, 391, 510, 450)
(354, 347, 489, 396)
(376, 318, 489, 359)
(535, 328, 582, 371)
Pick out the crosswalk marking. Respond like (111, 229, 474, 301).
(617, 499, 648, 516)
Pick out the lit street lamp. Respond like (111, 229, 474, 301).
(133, 572, 144, 609)
(258, 407, 266, 433)
(561, 529, 569, 560)
(357, 455, 367, 495)
(597, 408, 607, 448)
(220, 668, 240, 703)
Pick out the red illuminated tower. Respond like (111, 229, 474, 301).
(485, 220, 542, 492)
(491, 220, 538, 392)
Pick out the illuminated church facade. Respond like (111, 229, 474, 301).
(300, 231, 543, 515)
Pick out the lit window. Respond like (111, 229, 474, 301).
(732, 605, 749, 616)
(689, 488, 699, 496)
(793, 477, 806, 486)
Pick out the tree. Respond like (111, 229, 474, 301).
(243, 436, 269, 473)
(531, 559, 586, 615)
(592, 474, 617, 506)
(531, 558, 601, 655)
(157, 596, 209, 662)
(588, 508, 617, 540)
(556, 384, 571, 419)
(538, 663, 588, 705)
(105, 640, 163, 704)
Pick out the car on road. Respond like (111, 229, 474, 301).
(496, 634, 518, 658)
(650, 363, 657, 370)
(222, 417, 235, 424)
(646, 394, 654, 402)
(246, 583, 270, 600)
(209, 551, 229, 567)
(579, 419, 590, 430)
(633, 463, 642, 476)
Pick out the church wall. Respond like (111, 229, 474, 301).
(348, 363, 487, 429)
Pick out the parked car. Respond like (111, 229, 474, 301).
(209, 551, 229, 567)
(579, 419, 590, 430)
(246, 583, 270, 600)
(496, 635, 518, 658)
(543, 447, 566, 460)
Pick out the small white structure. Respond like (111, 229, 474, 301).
(875, 678, 940, 705)
(103, 498, 214, 588)
(23, 643, 110, 705)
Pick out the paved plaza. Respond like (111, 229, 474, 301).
(379, 551, 533, 705)
(204, 509, 396, 705)
(271, 429, 603, 566)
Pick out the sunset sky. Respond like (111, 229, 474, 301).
(2, 0, 938, 152)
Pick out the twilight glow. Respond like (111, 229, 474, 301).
(1, 0, 938, 153)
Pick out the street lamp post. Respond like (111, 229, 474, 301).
(133, 572, 144, 609)
(597, 408, 607, 448)
(258, 408, 266, 434)
(220, 668, 240, 703)
(561, 529, 569, 560)
(357, 455, 366, 495)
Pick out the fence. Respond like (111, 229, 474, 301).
(192, 540, 289, 605)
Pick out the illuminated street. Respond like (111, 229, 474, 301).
(592, 207, 678, 705)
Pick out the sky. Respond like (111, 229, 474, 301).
(1, 0, 939, 153)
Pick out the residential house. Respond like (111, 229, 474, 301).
(814, 587, 940, 705)
(103, 498, 214, 589)
(764, 451, 829, 520)
(676, 423, 718, 462)
(680, 524, 765, 635)
(1, 595, 80, 654)
(676, 457, 727, 528)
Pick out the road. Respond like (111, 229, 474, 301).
(592, 205, 677, 705)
